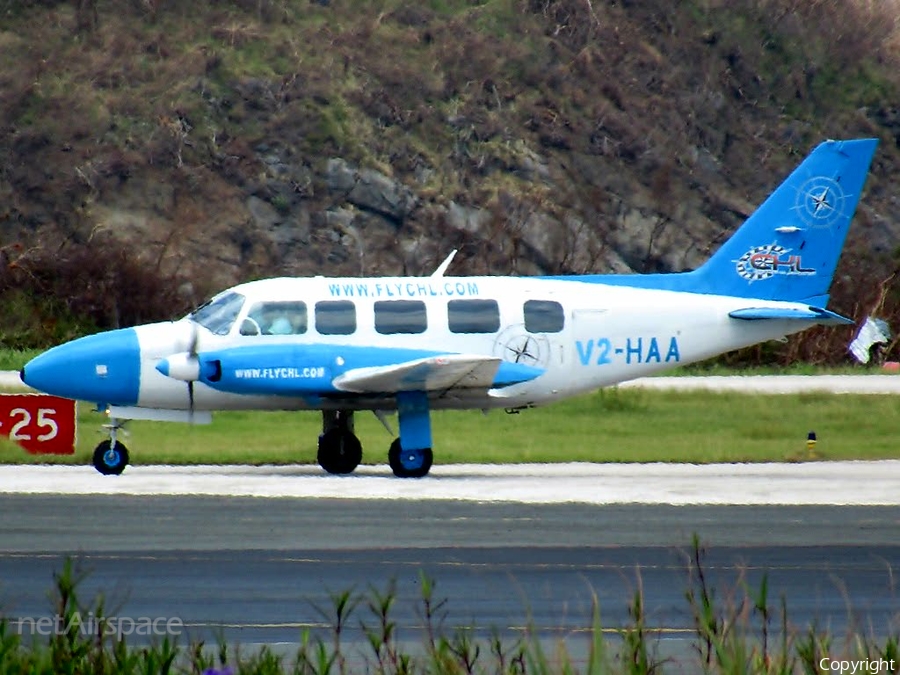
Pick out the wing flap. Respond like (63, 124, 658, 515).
(332, 354, 543, 394)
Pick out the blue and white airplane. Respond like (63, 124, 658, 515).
(21, 138, 878, 477)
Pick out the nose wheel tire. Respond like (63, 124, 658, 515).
(317, 429, 362, 475)
(388, 438, 433, 478)
(92, 440, 129, 475)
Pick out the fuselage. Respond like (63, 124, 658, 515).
(21, 274, 816, 414)
(16, 138, 878, 478)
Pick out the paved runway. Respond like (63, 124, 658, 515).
(0, 496, 897, 651)
(4, 461, 899, 505)
(2, 372, 899, 665)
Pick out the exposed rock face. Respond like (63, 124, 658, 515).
(2, 0, 899, 297)
(325, 159, 418, 225)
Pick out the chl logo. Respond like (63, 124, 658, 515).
(735, 244, 816, 282)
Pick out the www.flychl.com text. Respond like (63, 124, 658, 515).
(819, 658, 896, 674)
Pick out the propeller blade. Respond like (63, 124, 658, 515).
(188, 321, 199, 357)
(173, 320, 199, 422)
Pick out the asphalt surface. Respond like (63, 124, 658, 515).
(0, 496, 897, 651)
(2, 372, 899, 666)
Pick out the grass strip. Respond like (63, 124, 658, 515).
(0, 388, 898, 466)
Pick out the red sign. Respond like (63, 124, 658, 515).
(0, 394, 76, 455)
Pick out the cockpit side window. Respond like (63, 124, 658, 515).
(241, 301, 308, 336)
(189, 292, 246, 336)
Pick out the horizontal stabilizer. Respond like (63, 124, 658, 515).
(728, 307, 854, 326)
(332, 354, 543, 394)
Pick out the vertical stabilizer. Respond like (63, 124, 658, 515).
(688, 138, 878, 302)
(542, 139, 878, 303)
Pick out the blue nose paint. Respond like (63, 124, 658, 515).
(21, 328, 141, 405)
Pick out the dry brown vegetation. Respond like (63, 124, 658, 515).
(2, 0, 900, 364)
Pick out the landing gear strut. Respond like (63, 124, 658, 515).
(93, 418, 129, 475)
(389, 391, 433, 479)
(317, 410, 362, 475)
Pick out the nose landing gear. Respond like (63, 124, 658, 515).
(93, 418, 129, 475)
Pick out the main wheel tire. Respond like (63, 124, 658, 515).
(317, 429, 362, 475)
(388, 438, 433, 478)
(92, 440, 129, 475)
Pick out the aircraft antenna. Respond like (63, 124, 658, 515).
(430, 250, 458, 278)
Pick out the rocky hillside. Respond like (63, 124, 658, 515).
(2, 0, 900, 356)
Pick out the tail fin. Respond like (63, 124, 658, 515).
(689, 138, 878, 303)
(550, 139, 878, 303)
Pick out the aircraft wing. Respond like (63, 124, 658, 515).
(332, 354, 542, 394)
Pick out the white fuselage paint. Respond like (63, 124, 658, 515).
(132, 276, 810, 412)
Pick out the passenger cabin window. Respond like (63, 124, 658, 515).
(524, 300, 565, 333)
(189, 292, 245, 336)
(315, 300, 357, 335)
(447, 299, 500, 334)
(374, 300, 427, 335)
(241, 301, 308, 336)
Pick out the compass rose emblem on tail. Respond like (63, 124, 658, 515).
(795, 176, 846, 228)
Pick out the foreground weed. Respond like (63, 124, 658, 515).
(619, 582, 662, 675)
(295, 628, 337, 675)
(795, 623, 831, 674)
(312, 587, 359, 675)
(686, 534, 721, 668)
(363, 580, 404, 673)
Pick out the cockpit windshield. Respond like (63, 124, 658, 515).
(188, 292, 246, 335)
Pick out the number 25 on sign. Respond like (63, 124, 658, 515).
(0, 394, 76, 455)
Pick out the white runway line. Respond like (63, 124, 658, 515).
(1, 461, 898, 505)
(0, 371, 26, 389)
(617, 374, 900, 394)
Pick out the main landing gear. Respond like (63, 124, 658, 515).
(319, 391, 435, 478)
(317, 410, 363, 475)
(93, 417, 129, 475)
(388, 439, 433, 479)
(388, 391, 433, 478)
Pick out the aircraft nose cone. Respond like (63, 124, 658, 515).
(22, 328, 141, 405)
